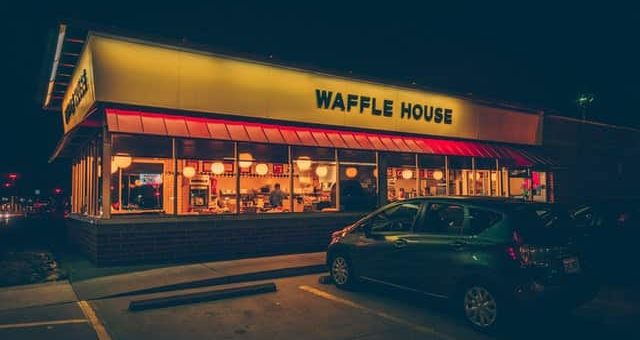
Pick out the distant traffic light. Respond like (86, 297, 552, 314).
(8, 173, 18, 181)
(54, 188, 63, 194)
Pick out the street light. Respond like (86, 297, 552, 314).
(576, 93, 595, 121)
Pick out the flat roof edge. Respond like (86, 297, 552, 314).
(547, 115, 640, 133)
(88, 30, 544, 116)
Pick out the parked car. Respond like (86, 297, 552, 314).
(570, 200, 639, 282)
(327, 197, 598, 332)
(571, 200, 638, 233)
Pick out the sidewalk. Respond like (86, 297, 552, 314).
(70, 252, 326, 300)
(0, 280, 77, 311)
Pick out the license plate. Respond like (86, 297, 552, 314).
(563, 257, 581, 274)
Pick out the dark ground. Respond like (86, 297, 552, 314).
(0, 215, 67, 287)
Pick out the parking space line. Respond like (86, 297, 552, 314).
(0, 319, 88, 329)
(298, 285, 454, 340)
(77, 300, 112, 340)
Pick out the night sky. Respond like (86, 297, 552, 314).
(2, 2, 638, 194)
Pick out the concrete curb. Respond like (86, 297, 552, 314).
(104, 264, 326, 300)
(128, 282, 277, 311)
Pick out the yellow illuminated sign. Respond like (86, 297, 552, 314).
(67, 33, 542, 145)
(61, 39, 96, 134)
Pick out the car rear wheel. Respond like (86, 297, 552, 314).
(463, 285, 499, 331)
(330, 255, 356, 289)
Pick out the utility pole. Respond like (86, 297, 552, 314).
(576, 93, 595, 121)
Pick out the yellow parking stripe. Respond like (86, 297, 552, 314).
(298, 285, 455, 340)
(77, 300, 112, 340)
(0, 319, 88, 329)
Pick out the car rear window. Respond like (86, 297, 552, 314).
(513, 205, 576, 244)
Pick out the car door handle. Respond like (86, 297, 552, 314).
(394, 239, 408, 248)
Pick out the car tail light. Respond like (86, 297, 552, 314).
(506, 246, 518, 261)
(507, 230, 548, 267)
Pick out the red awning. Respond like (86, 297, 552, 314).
(106, 108, 553, 167)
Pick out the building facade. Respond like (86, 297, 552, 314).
(45, 27, 586, 265)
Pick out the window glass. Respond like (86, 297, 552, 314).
(420, 203, 465, 234)
(177, 159, 236, 215)
(368, 201, 422, 233)
(385, 152, 416, 201)
(112, 134, 172, 158)
(238, 143, 290, 214)
(475, 158, 495, 170)
(419, 155, 445, 168)
(467, 208, 502, 235)
(506, 169, 547, 201)
(338, 149, 375, 164)
(448, 157, 472, 196)
(418, 155, 446, 196)
(175, 139, 236, 215)
(293, 146, 335, 162)
(387, 167, 417, 201)
(339, 164, 377, 212)
(386, 152, 415, 167)
(177, 139, 233, 160)
(514, 205, 576, 244)
(473, 158, 497, 196)
(111, 157, 171, 214)
(293, 150, 336, 212)
(238, 143, 288, 162)
(531, 171, 547, 202)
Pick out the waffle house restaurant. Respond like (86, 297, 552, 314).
(45, 28, 554, 264)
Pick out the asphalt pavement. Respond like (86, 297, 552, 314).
(1, 273, 639, 339)
(0, 301, 96, 340)
(82, 275, 640, 340)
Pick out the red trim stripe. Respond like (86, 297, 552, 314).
(105, 108, 546, 166)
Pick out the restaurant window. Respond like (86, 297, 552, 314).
(176, 139, 236, 215)
(448, 156, 472, 196)
(508, 169, 532, 200)
(507, 170, 549, 202)
(292, 146, 336, 212)
(339, 149, 378, 212)
(238, 143, 290, 214)
(474, 158, 498, 196)
(110, 134, 173, 214)
(385, 152, 417, 201)
(110, 159, 167, 213)
(418, 155, 446, 196)
(498, 159, 512, 197)
(531, 171, 548, 202)
(71, 139, 101, 217)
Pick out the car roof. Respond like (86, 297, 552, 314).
(408, 196, 554, 211)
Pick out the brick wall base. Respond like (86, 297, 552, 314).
(67, 213, 363, 266)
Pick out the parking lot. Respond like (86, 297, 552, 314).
(3, 273, 633, 340)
